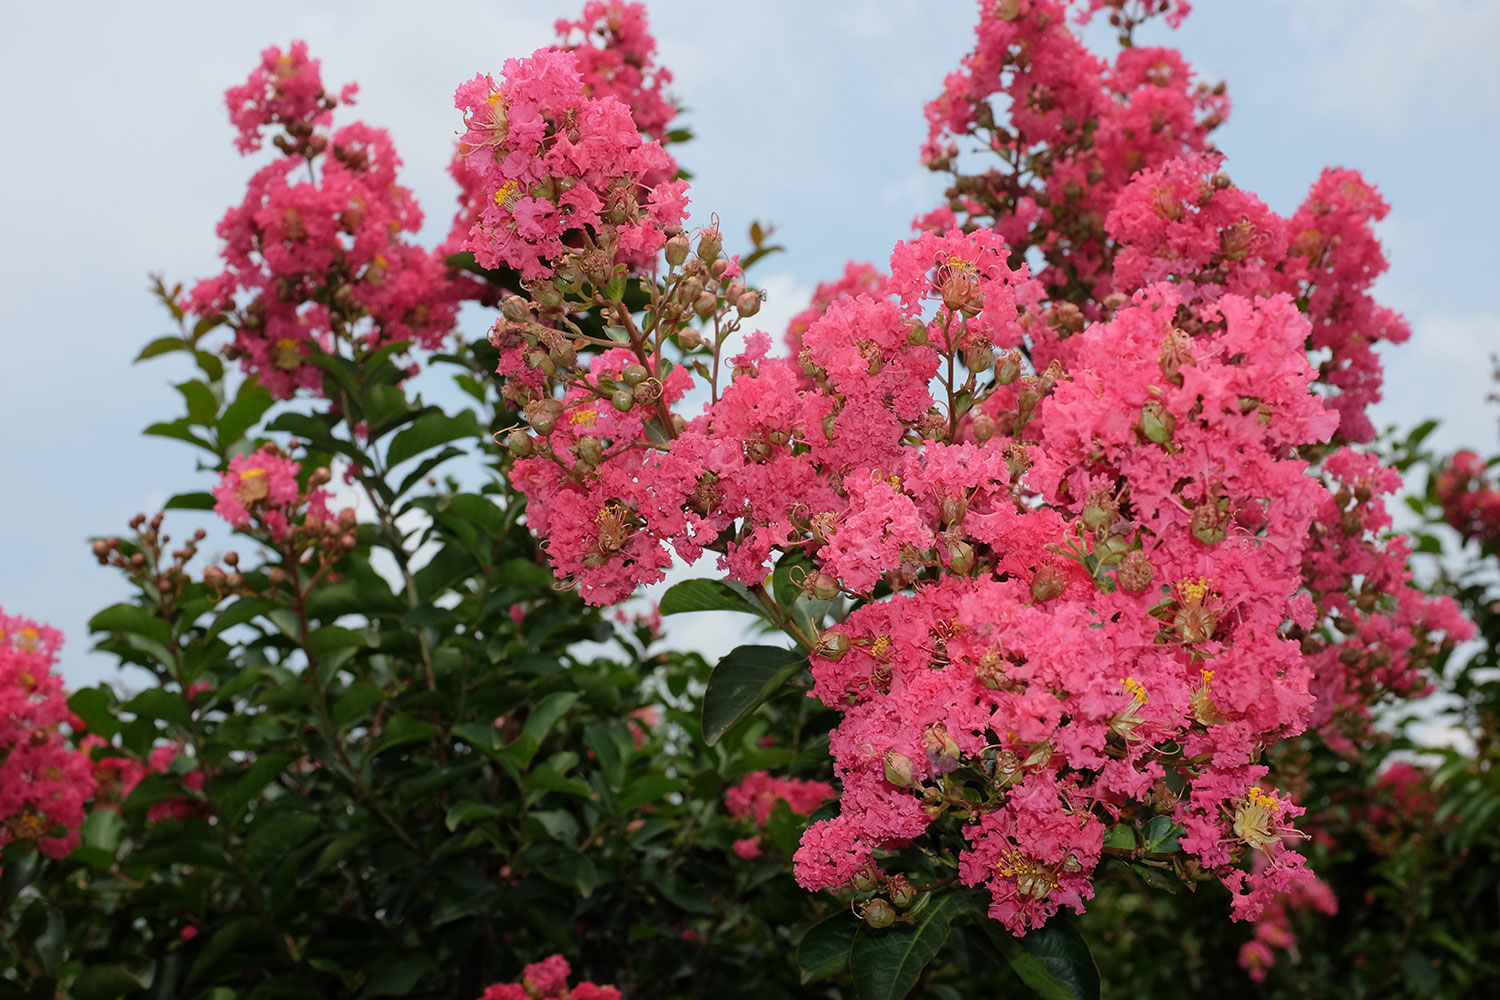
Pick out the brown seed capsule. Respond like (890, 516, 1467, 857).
(736, 290, 761, 317)
(693, 291, 717, 318)
(1116, 550, 1154, 593)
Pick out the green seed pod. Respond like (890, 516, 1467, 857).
(611, 388, 634, 412)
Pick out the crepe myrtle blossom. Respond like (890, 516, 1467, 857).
(0, 611, 95, 859)
(478, 954, 620, 1000)
(188, 45, 461, 400)
(467, 0, 1468, 937)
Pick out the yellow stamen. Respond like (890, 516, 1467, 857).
(569, 409, 598, 426)
(1121, 675, 1148, 704)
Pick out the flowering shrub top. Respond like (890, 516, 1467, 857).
(464, 0, 1468, 943)
(187, 45, 460, 399)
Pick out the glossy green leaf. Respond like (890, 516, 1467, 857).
(995, 917, 1100, 1000)
(701, 644, 807, 746)
(798, 913, 858, 984)
(386, 411, 480, 467)
(659, 578, 765, 618)
(850, 891, 970, 1000)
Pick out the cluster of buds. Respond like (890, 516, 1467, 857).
(92, 515, 209, 614)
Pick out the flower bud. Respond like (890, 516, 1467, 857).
(850, 868, 879, 893)
(1116, 550, 1154, 593)
(634, 379, 663, 405)
(622, 364, 649, 387)
(883, 751, 917, 788)
(501, 295, 529, 322)
(1190, 504, 1227, 545)
(611, 389, 634, 412)
(939, 495, 968, 528)
(1031, 565, 1065, 602)
(575, 435, 603, 467)
(971, 411, 997, 442)
(697, 227, 722, 261)
(860, 899, 897, 929)
(809, 573, 840, 601)
(946, 539, 975, 575)
(887, 874, 917, 909)
(678, 327, 703, 350)
(711, 258, 729, 279)
(693, 291, 718, 318)
(664, 234, 690, 267)
(736, 290, 761, 317)
(1081, 491, 1115, 531)
(815, 630, 850, 660)
(964, 343, 995, 373)
(1138, 399, 1174, 444)
(506, 428, 535, 458)
(995, 350, 1023, 386)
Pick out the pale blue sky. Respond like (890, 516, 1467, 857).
(2, 0, 1496, 688)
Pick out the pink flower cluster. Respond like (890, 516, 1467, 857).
(212, 446, 331, 542)
(478, 954, 619, 1000)
(442, 1, 678, 265)
(0, 611, 95, 859)
(914, 0, 1408, 445)
(1236, 870, 1338, 983)
(555, 1, 677, 139)
(1435, 449, 1500, 550)
(725, 770, 836, 859)
(89, 742, 208, 823)
(1301, 448, 1472, 747)
(468, 0, 1467, 939)
(225, 41, 356, 155)
(452, 46, 688, 281)
(189, 45, 459, 399)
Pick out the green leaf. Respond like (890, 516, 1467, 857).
(370, 715, 441, 757)
(701, 645, 807, 746)
(507, 691, 580, 768)
(136, 336, 189, 361)
(176, 379, 219, 426)
(217, 380, 274, 445)
(206, 597, 279, 640)
(850, 892, 970, 1000)
(145, 417, 218, 455)
(444, 801, 502, 832)
(660, 578, 765, 618)
(122, 688, 192, 728)
(215, 752, 299, 820)
(67, 686, 119, 738)
(799, 914, 858, 984)
(360, 956, 438, 999)
(1143, 815, 1183, 852)
(69, 964, 146, 1000)
(617, 776, 684, 814)
(89, 603, 172, 646)
(164, 491, 217, 511)
(995, 917, 1100, 1000)
(386, 411, 480, 467)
